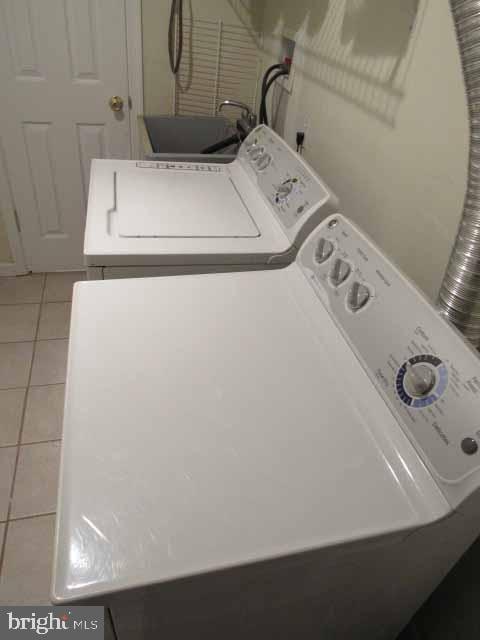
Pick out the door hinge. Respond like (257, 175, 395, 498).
(128, 96, 133, 110)
(13, 209, 21, 233)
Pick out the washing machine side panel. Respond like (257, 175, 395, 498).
(78, 509, 476, 640)
(86, 266, 103, 280)
(101, 263, 284, 279)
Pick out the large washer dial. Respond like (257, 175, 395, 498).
(275, 178, 298, 203)
(256, 153, 272, 171)
(396, 354, 448, 408)
(249, 145, 265, 161)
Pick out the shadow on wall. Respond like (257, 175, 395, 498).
(226, 0, 266, 34)
(259, 0, 426, 127)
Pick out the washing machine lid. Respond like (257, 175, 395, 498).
(52, 266, 448, 603)
(116, 167, 260, 238)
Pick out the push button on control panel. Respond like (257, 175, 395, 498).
(347, 282, 371, 312)
(461, 438, 479, 456)
(330, 258, 351, 288)
(315, 238, 334, 264)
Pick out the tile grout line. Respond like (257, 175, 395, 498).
(0, 336, 69, 345)
(0, 273, 47, 576)
(1, 511, 56, 526)
(0, 438, 62, 451)
(0, 382, 66, 393)
(0, 300, 71, 306)
(0, 302, 40, 306)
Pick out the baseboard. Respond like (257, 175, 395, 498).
(0, 262, 29, 277)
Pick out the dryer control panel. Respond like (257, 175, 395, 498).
(299, 215, 480, 486)
(238, 126, 337, 238)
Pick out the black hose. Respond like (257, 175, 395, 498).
(168, 0, 183, 75)
(201, 133, 241, 155)
(259, 63, 285, 124)
(259, 69, 289, 126)
(261, 64, 285, 99)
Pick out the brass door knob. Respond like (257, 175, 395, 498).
(109, 96, 124, 112)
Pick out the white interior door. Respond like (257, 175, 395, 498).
(0, 0, 133, 271)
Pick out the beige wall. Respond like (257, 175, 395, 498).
(0, 209, 12, 264)
(261, 0, 468, 301)
(141, 0, 468, 299)
(142, 0, 264, 115)
(141, 0, 173, 115)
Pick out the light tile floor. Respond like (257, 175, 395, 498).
(0, 271, 84, 605)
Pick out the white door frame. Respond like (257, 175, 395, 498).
(126, 0, 144, 160)
(0, 0, 144, 275)
(0, 142, 27, 276)
(125, 0, 143, 160)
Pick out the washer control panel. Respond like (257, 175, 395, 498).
(238, 125, 336, 234)
(136, 161, 223, 173)
(299, 215, 480, 484)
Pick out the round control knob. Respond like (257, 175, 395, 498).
(276, 181, 294, 201)
(315, 238, 334, 264)
(396, 355, 447, 408)
(330, 258, 351, 287)
(347, 282, 371, 312)
(256, 153, 271, 171)
(249, 145, 265, 161)
(403, 363, 437, 398)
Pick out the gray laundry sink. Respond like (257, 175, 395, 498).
(138, 115, 238, 160)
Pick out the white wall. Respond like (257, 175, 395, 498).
(142, 0, 264, 115)
(261, 0, 468, 301)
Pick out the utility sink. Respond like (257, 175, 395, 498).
(138, 115, 238, 160)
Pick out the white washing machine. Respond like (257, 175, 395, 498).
(84, 125, 338, 279)
(53, 215, 480, 639)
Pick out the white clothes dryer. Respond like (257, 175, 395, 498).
(84, 125, 338, 279)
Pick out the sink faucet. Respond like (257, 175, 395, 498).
(218, 100, 257, 128)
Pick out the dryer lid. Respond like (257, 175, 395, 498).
(116, 167, 260, 238)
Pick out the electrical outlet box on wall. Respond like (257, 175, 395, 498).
(279, 32, 296, 94)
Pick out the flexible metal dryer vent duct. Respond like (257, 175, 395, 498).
(438, 0, 480, 347)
